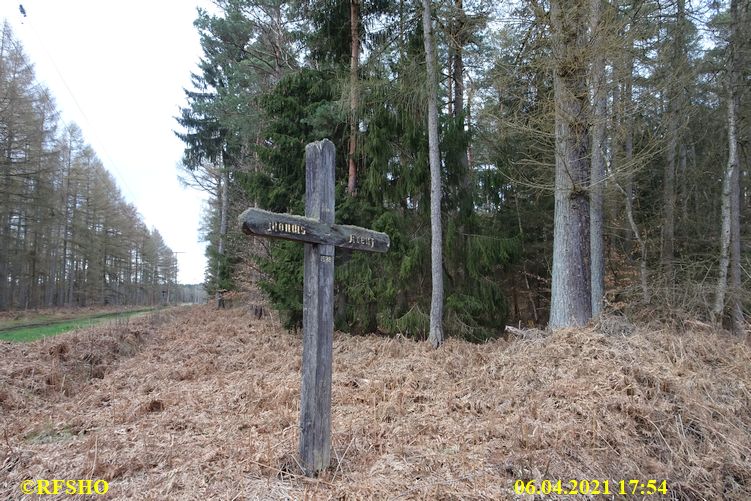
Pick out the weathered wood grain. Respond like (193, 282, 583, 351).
(299, 139, 335, 476)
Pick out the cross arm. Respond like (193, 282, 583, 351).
(239, 207, 390, 253)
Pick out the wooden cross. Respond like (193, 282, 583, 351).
(239, 139, 389, 476)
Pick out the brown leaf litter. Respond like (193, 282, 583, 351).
(1, 304, 749, 500)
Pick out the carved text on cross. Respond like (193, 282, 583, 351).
(241, 208, 389, 252)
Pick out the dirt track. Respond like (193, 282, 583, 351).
(1, 304, 750, 500)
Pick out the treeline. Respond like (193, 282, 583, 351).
(170, 284, 208, 305)
(0, 23, 178, 310)
(177, 0, 749, 338)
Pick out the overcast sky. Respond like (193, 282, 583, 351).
(1, 0, 213, 284)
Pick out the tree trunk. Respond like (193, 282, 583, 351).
(661, 0, 688, 292)
(549, 0, 592, 329)
(679, 143, 688, 225)
(662, 104, 677, 286)
(0, 151, 10, 310)
(727, 0, 744, 335)
(217, 163, 229, 287)
(729, 128, 743, 333)
(60, 133, 75, 306)
(453, 0, 470, 175)
(715, 0, 744, 333)
(589, 0, 606, 317)
(467, 80, 475, 166)
(714, 101, 735, 321)
(619, 50, 649, 303)
(0, 24, 9, 310)
(422, 0, 444, 348)
(347, 0, 360, 196)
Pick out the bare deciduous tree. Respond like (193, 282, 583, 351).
(714, 0, 745, 334)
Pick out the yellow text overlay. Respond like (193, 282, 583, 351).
(20, 479, 109, 495)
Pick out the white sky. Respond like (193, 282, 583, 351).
(1, 0, 214, 284)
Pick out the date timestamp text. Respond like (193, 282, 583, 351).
(514, 479, 668, 496)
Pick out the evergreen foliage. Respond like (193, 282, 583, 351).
(176, 0, 751, 334)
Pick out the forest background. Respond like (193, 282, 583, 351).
(2, 0, 749, 337)
(178, 0, 749, 338)
(1, 19, 186, 309)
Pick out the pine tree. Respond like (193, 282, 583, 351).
(548, 0, 593, 328)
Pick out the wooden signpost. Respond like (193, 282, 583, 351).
(239, 139, 389, 476)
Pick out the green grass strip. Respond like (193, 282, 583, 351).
(0, 309, 156, 343)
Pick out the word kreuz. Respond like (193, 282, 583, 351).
(348, 233, 375, 248)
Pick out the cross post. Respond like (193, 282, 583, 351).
(239, 139, 389, 476)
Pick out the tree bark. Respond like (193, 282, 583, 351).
(0, 23, 10, 309)
(661, 0, 688, 291)
(217, 163, 229, 286)
(422, 0, 444, 348)
(0, 146, 10, 309)
(347, 0, 360, 196)
(729, 113, 743, 334)
(715, 0, 744, 333)
(727, 0, 744, 335)
(678, 143, 688, 225)
(589, 0, 606, 317)
(662, 104, 677, 286)
(714, 101, 735, 320)
(453, 0, 470, 176)
(61, 134, 74, 306)
(619, 48, 649, 303)
(549, 0, 592, 329)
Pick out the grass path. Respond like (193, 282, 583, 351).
(0, 307, 158, 342)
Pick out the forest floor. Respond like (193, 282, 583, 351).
(1, 302, 749, 500)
